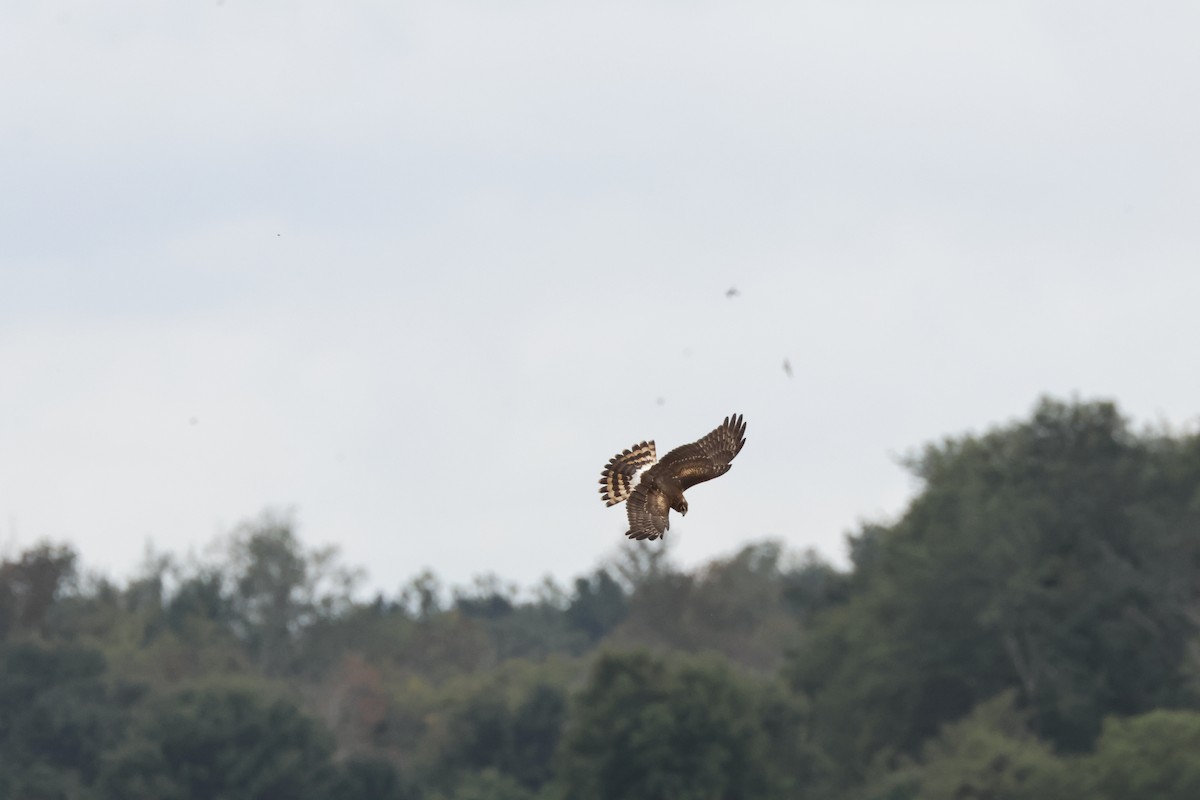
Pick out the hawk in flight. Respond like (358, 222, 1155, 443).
(598, 414, 747, 540)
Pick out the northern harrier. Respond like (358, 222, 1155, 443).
(598, 414, 747, 540)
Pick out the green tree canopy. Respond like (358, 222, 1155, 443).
(559, 650, 829, 800)
(0, 642, 134, 798)
(788, 398, 1200, 782)
(1081, 709, 1200, 800)
(99, 687, 337, 800)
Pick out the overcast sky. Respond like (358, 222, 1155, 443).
(3, 1, 1198, 594)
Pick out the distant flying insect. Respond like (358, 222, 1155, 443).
(782, 358, 793, 378)
(725, 287, 740, 298)
(598, 414, 747, 540)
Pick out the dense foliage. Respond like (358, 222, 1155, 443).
(4, 398, 1200, 798)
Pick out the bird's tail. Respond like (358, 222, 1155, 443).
(598, 441, 657, 506)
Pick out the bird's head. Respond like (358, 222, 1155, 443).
(674, 498, 688, 516)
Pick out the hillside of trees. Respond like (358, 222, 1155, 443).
(4, 397, 1200, 799)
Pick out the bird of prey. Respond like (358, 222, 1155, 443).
(598, 414, 747, 540)
(725, 287, 740, 298)
(782, 358, 793, 378)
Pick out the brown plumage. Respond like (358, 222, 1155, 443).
(599, 441, 657, 506)
(597, 414, 747, 541)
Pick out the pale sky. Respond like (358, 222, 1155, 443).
(3, 1, 1199, 594)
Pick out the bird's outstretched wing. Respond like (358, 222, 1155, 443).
(655, 413, 747, 490)
(625, 484, 671, 540)
(599, 441, 657, 506)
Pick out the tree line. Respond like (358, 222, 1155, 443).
(3, 397, 1200, 799)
